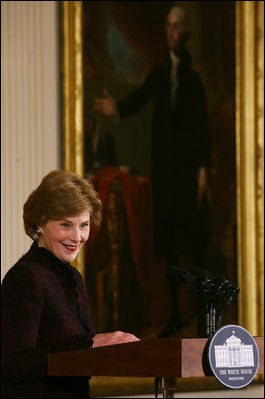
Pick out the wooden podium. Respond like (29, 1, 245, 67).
(48, 337, 264, 378)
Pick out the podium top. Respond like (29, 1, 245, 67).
(47, 337, 264, 378)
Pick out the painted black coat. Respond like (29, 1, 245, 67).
(118, 51, 211, 262)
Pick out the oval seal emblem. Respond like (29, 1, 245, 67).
(208, 324, 259, 389)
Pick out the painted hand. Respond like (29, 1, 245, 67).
(93, 89, 117, 116)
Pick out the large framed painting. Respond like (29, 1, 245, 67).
(60, 0, 263, 350)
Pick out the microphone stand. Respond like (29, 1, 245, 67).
(155, 300, 217, 397)
(154, 266, 238, 397)
(154, 377, 176, 398)
(161, 377, 176, 398)
(206, 300, 216, 338)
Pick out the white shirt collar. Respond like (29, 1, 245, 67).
(170, 51, 180, 67)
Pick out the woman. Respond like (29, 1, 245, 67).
(1, 170, 139, 398)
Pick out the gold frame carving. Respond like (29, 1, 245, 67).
(235, 1, 264, 336)
(61, 1, 264, 337)
(61, 1, 85, 276)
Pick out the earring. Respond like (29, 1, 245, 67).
(33, 228, 41, 241)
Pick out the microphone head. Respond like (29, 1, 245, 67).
(166, 266, 239, 305)
(167, 265, 209, 284)
(212, 276, 230, 294)
(166, 265, 193, 283)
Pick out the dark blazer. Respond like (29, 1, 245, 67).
(1, 241, 96, 398)
(118, 50, 211, 262)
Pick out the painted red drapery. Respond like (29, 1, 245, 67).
(86, 166, 156, 295)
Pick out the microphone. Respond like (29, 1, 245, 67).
(225, 286, 240, 307)
(167, 264, 240, 334)
(212, 276, 230, 295)
(167, 265, 216, 296)
(167, 265, 240, 303)
(167, 265, 206, 284)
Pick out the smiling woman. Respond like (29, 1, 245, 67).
(37, 214, 91, 263)
(1, 169, 140, 398)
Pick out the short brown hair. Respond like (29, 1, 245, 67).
(23, 170, 102, 240)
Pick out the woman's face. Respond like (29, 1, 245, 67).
(38, 212, 90, 263)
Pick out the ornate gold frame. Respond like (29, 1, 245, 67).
(61, 1, 85, 276)
(61, 1, 264, 337)
(235, 1, 264, 336)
